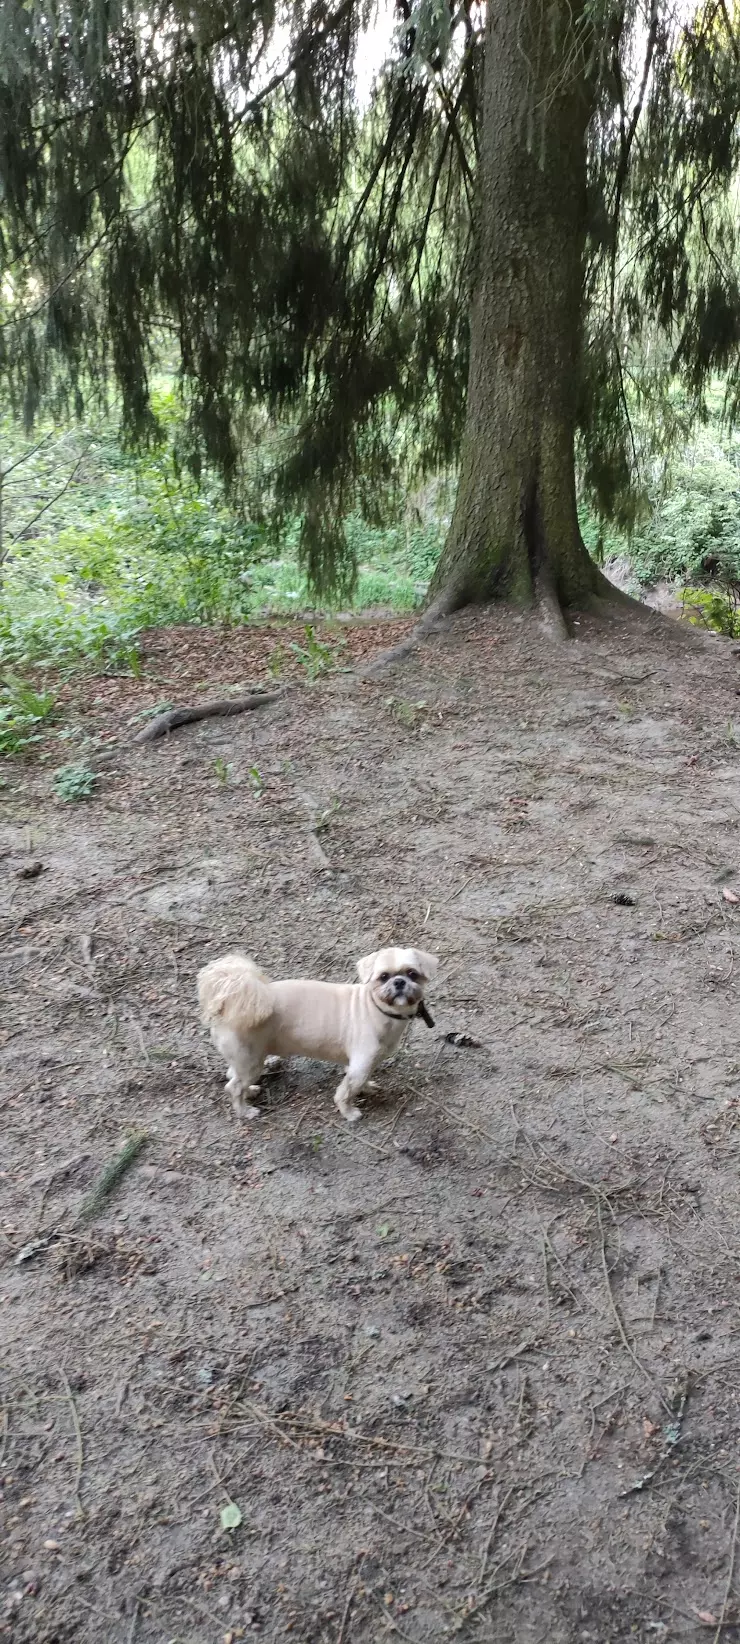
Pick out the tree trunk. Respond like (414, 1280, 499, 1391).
(430, 0, 604, 617)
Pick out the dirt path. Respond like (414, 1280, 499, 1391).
(3, 604, 740, 1643)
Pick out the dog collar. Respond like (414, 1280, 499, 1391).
(371, 998, 435, 1029)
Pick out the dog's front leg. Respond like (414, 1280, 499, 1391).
(334, 1054, 377, 1123)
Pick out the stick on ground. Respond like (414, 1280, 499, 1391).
(60, 1369, 84, 1518)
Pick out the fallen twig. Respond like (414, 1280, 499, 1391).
(486, 1336, 541, 1375)
(133, 690, 282, 744)
(60, 1368, 84, 1519)
(596, 1197, 672, 1416)
(619, 1369, 689, 1496)
(336, 1557, 364, 1644)
(231, 1399, 488, 1467)
(451, 1546, 554, 1634)
(713, 1486, 740, 1644)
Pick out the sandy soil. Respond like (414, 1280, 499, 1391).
(3, 602, 740, 1643)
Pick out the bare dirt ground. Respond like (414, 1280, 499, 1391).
(3, 603, 740, 1644)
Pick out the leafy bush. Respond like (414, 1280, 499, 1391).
(680, 587, 740, 636)
(628, 453, 740, 586)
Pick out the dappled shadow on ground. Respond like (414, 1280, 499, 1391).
(3, 604, 740, 1642)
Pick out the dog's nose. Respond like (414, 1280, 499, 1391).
(393, 976, 406, 993)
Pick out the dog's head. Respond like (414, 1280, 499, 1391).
(356, 946, 438, 1016)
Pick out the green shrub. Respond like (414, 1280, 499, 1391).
(680, 586, 740, 636)
(0, 394, 451, 674)
(629, 454, 740, 586)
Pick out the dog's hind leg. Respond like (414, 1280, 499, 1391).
(333, 1053, 377, 1124)
(211, 1025, 265, 1119)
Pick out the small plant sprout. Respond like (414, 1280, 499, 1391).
(248, 765, 265, 797)
(290, 624, 342, 680)
(268, 642, 289, 679)
(0, 674, 56, 755)
(53, 763, 98, 801)
(314, 796, 342, 832)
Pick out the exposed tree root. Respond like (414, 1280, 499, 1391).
(585, 572, 697, 641)
(359, 561, 694, 677)
(130, 568, 696, 751)
(534, 570, 570, 641)
(359, 582, 467, 677)
(133, 689, 283, 744)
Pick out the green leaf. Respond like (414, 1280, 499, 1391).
(220, 1502, 242, 1531)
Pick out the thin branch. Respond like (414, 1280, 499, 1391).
(0, 430, 55, 481)
(10, 445, 92, 545)
(0, 231, 109, 332)
(718, 0, 740, 68)
(410, 121, 454, 297)
(231, 0, 356, 124)
(1, 118, 152, 279)
(613, 330, 640, 474)
(428, 66, 475, 204)
(339, 85, 409, 266)
(609, 0, 659, 318)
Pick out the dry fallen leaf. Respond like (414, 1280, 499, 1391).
(722, 888, 739, 904)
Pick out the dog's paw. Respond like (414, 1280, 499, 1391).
(366, 1079, 379, 1090)
(342, 1104, 362, 1123)
(236, 1102, 262, 1120)
(264, 1055, 282, 1071)
(248, 1083, 262, 1094)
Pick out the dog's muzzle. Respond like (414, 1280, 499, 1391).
(380, 974, 418, 1007)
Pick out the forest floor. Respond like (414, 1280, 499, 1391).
(3, 601, 740, 1644)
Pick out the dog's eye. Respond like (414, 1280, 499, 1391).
(378, 972, 390, 982)
(406, 968, 419, 982)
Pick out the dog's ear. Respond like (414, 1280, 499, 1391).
(413, 949, 439, 981)
(356, 951, 378, 983)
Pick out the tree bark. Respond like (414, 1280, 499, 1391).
(431, 0, 605, 617)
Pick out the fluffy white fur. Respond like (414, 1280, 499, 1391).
(197, 945, 438, 1122)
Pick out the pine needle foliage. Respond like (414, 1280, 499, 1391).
(3, 1, 740, 594)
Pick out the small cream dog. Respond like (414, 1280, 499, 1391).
(197, 946, 438, 1122)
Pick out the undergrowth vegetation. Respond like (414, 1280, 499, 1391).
(0, 390, 446, 676)
(3, 385, 740, 693)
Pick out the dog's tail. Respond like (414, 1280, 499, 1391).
(197, 953, 273, 1029)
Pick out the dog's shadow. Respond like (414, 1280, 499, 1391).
(256, 1055, 406, 1121)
